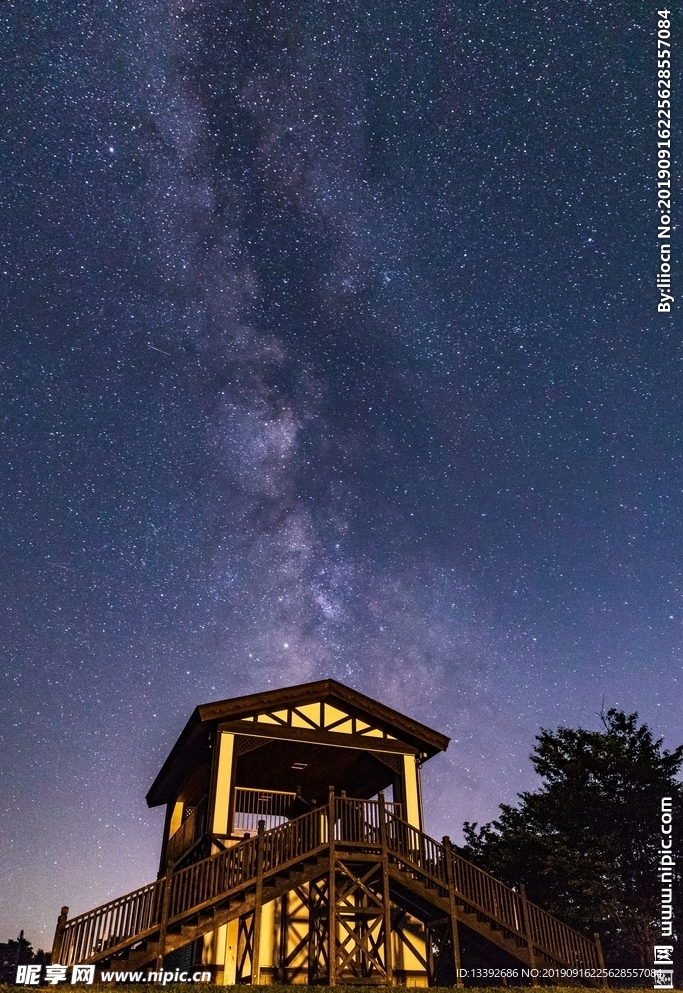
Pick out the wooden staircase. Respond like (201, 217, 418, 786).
(52, 798, 604, 983)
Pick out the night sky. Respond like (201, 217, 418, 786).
(1, 0, 681, 948)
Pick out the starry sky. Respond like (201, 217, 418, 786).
(1, 0, 681, 949)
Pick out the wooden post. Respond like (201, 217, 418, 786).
(277, 893, 288, 984)
(50, 908, 69, 965)
(594, 932, 609, 988)
(378, 791, 394, 986)
(519, 884, 538, 986)
(252, 819, 265, 985)
(442, 838, 463, 988)
(328, 787, 337, 987)
(156, 860, 174, 973)
(425, 924, 436, 986)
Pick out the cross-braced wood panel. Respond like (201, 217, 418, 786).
(304, 856, 394, 985)
(426, 917, 459, 986)
(334, 859, 389, 983)
(287, 858, 434, 985)
(236, 912, 255, 984)
(273, 888, 310, 984)
(391, 909, 430, 981)
(308, 878, 330, 984)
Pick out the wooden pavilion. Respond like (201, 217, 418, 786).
(51, 679, 605, 986)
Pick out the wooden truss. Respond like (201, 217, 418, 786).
(232, 858, 445, 986)
(230, 795, 459, 986)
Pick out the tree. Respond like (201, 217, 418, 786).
(0, 933, 49, 983)
(462, 709, 683, 970)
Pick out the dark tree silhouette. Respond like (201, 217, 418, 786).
(462, 709, 682, 972)
(0, 933, 48, 983)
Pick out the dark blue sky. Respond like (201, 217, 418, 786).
(1, 0, 681, 947)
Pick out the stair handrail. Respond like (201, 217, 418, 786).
(58, 879, 165, 967)
(525, 897, 601, 968)
(378, 805, 600, 970)
(55, 804, 328, 965)
(55, 794, 600, 972)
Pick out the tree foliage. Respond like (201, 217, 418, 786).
(461, 709, 683, 968)
(0, 935, 48, 984)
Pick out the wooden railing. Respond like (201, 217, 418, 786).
(451, 845, 522, 933)
(381, 811, 525, 931)
(527, 899, 600, 967)
(58, 881, 165, 967)
(376, 807, 599, 968)
(334, 796, 402, 841)
(383, 808, 598, 968)
(232, 787, 297, 834)
(55, 796, 600, 972)
(57, 806, 329, 966)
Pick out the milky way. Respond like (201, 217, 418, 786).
(1, 0, 681, 946)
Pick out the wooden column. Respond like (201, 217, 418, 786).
(594, 932, 609, 988)
(210, 732, 235, 838)
(425, 923, 436, 986)
(519, 884, 538, 986)
(328, 787, 337, 987)
(155, 860, 174, 972)
(402, 754, 422, 830)
(252, 819, 265, 985)
(378, 791, 394, 986)
(50, 907, 69, 965)
(277, 893, 288, 984)
(442, 837, 463, 988)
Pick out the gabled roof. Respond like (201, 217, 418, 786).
(147, 678, 449, 807)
